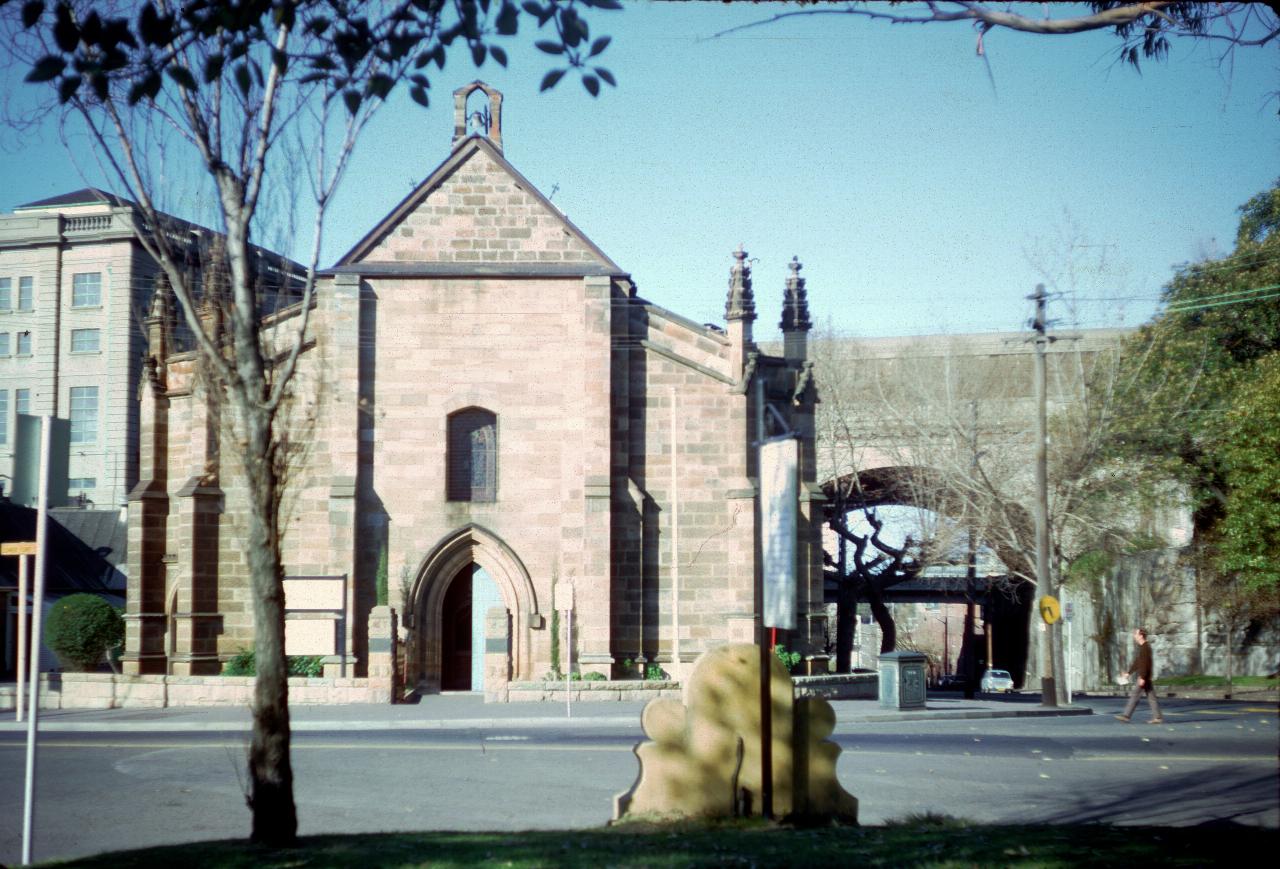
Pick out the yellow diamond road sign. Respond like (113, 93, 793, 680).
(1039, 595, 1061, 625)
(2, 541, 37, 556)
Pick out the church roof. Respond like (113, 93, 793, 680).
(332, 135, 622, 273)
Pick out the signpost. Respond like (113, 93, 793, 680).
(754, 372, 798, 819)
(3, 542, 37, 723)
(554, 582, 573, 718)
(22, 416, 52, 865)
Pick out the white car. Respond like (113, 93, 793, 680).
(980, 668, 1016, 693)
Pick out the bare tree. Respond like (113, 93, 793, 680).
(714, 2, 1279, 108)
(812, 319, 1146, 700)
(3, 0, 618, 846)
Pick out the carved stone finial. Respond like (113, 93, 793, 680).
(780, 255, 812, 333)
(725, 245, 756, 323)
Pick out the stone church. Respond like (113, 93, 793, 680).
(123, 82, 827, 695)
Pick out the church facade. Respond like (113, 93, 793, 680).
(122, 83, 828, 694)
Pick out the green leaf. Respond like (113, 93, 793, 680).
(234, 62, 251, 97)
(595, 66, 615, 87)
(203, 53, 224, 83)
(409, 85, 430, 108)
(343, 88, 361, 115)
(138, 3, 174, 47)
(127, 71, 161, 105)
(53, 2, 77, 52)
(490, 45, 507, 67)
(21, 0, 44, 29)
(539, 68, 565, 91)
(582, 73, 599, 97)
(57, 73, 80, 102)
(271, 48, 288, 76)
(495, 2, 519, 36)
(25, 54, 65, 83)
(589, 35, 610, 57)
(471, 43, 486, 66)
(535, 39, 563, 55)
(90, 71, 108, 101)
(365, 73, 394, 100)
(167, 64, 196, 91)
(583, 0, 623, 9)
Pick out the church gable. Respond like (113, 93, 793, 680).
(354, 143, 606, 267)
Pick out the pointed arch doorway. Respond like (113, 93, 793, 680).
(410, 524, 538, 693)
(440, 563, 504, 691)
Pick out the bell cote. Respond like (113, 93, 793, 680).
(452, 81, 504, 152)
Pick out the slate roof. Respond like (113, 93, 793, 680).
(16, 187, 136, 210)
(0, 503, 123, 594)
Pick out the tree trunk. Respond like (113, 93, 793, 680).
(834, 533, 853, 673)
(1224, 622, 1235, 700)
(961, 598, 977, 699)
(242, 404, 297, 846)
(868, 586, 896, 654)
(835, 581, 856, 674)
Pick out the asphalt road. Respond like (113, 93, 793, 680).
(1, 696, 1275, 865)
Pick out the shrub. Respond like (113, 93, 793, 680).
(223, 649, 256, 676)
(774, 645, 803, 672)
(44, 594, 124, 672)
(645, 664, 668, 681)
(221, 649, 326, 677)
(569, 671, 607, 681)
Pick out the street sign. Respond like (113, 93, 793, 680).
(2, 541, 37, 556)
(760, 436, 797, 630)
(1039, 595, 1061, 624)
(554, 582, 574, 612)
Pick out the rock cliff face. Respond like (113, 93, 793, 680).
(1055, 548, 1278, 690)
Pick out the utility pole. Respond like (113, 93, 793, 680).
(1029, 285, 1062, 707)
(963, 399, 978, 700)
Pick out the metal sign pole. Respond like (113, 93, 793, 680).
(17, 554, 28, 722)
(22, 415, 52, 865)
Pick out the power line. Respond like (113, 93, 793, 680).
(1165, 291, 1280, 314)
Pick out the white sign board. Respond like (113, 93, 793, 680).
(283, 578, 345, 611)
(285, 618, 337, 656)
(761, 436, 797, 630)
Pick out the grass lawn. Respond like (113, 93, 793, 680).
(50, 817, 1279, 868)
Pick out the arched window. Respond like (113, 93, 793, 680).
(447, 408, 497, 502)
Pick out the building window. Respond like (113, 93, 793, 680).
(17, 277, 33, 311)
(69, 386, 98, 445)
(0, 277, 10, 309)
(67, 477, 96, 503)
(70, 328, 101, 353)
(0, 332, 8, 356)
(71, 272, 102, 308)
(15, 388, 29, 416)
(0, 390, 7, 446)
(446, 408, 497, 502)
(16, 332, 31, 355)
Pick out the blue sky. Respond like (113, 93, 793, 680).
(2, 1, 1276, 339)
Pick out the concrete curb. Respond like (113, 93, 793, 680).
(0, 705, 1094, 734)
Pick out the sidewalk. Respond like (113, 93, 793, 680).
(0, 691, 1093, 733)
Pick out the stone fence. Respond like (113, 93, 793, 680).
(0, 671, 394, 711)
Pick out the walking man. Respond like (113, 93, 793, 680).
(1116, 627, 1163, 724)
